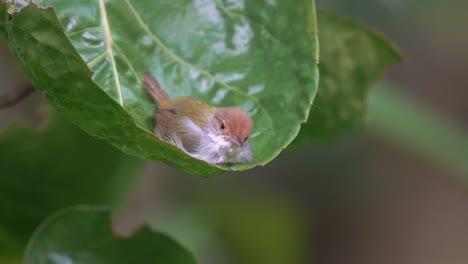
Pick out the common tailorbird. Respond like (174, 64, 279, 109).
(142, 71, 253, 164)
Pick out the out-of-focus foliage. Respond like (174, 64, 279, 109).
(25, 206, 196, 264)
(151, 193, 307, 264)
(294, 11, 401, 142)
(369, 86, 468, 176)
(0, 110, 143, 259)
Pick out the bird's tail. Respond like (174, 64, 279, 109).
(142, 71, 171, 108)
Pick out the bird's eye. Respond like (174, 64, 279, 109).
(220, 122, 226, 130)
(244, 136, 249, 141)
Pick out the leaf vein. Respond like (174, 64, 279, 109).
(99, 0, 124, 106)
(212, 1, 295, 59)
(112, 42, 141, 83)
(66, 26, 100, 38)
(87, 51, 107, 66)
(124, 0, 272, 127)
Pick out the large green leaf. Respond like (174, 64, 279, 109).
(0, 0, 318, 176)
(295, 11, 401, 142)
(25, 205, 196, 264)
(0, 110, 143, 259)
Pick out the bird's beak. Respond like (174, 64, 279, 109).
(226, 136, 242, 147)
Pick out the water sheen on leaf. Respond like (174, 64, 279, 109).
(0, 0, 318, 176)
(25, 206, 196, 264)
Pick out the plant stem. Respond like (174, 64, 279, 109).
(0, 83, 35, 109)
(367, 84, 468, 176)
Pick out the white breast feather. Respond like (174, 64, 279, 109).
(162, 116, 252, 164)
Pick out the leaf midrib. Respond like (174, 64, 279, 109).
(122, 0, 273, 128)
(99, 0, 123, 106)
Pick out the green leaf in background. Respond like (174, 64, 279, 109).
(151, 193, 307, 264)
(294, 11, 401, 142)
(0, 110, 143, 260)
(202, 196, 307, 264)
(25, 205, 196, 264)
(0, 0, 318, 175)
(0, 226, 22, 264)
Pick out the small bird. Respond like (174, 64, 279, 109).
(142, 71, 253, 165)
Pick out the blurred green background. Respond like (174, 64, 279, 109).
(1, 0, 468, 263)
